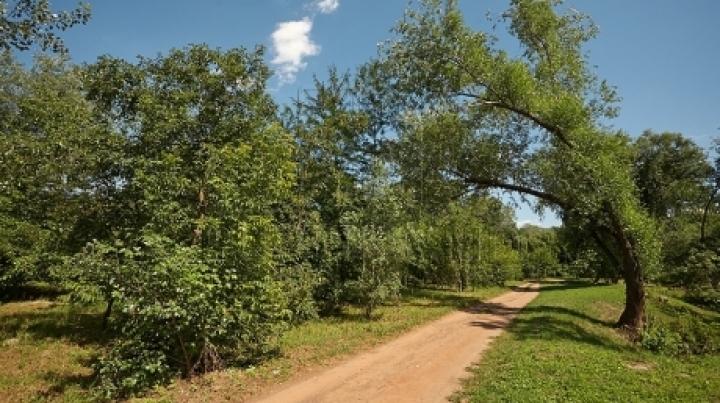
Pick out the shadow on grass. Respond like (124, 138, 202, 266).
(458, 281, 625, 351)
(535, 279, 608, 293)
(322, 311, 386, 323)
(400, 289, 482, 308)
(1, 307, 113, 346)
(0, 284, 65, 303)
(37, 367, 97, 401)
(503, 312, 626, 351)
(399, 285, 519, 308)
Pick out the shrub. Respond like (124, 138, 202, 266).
(641, 312, 720, 356)
(92, 236, 290, 399)
(640, 314, 681, 355)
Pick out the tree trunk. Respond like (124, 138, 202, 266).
(617, 260, 645, 332)
(102, 298, 114, 330)
(701, 187, 719, 244)
(606, 213, 645, 332)
(604, 205, 645, 332)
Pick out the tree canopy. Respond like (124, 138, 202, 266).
(373, 0, 659, 330)
(0, 0, 90, 54)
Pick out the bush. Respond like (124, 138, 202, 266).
(684, 288, 720, 313)
(344, 224, 404, 318)
(641, 312, 720, 356)
(92, 236, 290, 399)
(640, 314, 681, 355)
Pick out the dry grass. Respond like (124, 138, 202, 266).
(0, 302, 107, 402)
(0, 285, 515, 402)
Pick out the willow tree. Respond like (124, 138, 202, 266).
(378, 0, 659, 331)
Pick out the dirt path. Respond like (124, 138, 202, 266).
(252, 284, 540, 403)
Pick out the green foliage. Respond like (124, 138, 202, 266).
(344, 224, 403, 318)
(633, 130, 712, 219)
(377, 0, 660, 329)
(402, 198, 522, 289)
(630, 131, 716, 285)
(684, 288, 720, 312)
(60, 238, 138, 307)
(92, 235, 290, 398)
(640, 314, 683, 355)
(689, 247, 720, 289)
(0, 51, 124, 291)
(523, 246, 558, 279)
(79, 45, 300, 398)
(642, 313, 720, 356)
(516, 225, 562, 279)
(0, 0, 91, 54)
(340, 164, 408, 318)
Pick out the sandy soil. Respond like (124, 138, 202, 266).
(251, 283, 539, 403)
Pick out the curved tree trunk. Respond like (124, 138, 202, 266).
(617, 256, 645, 331)
(465, 177, 650, 332)
(607, 206, 645, 332)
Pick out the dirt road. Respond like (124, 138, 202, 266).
(252, 284, 539, 403)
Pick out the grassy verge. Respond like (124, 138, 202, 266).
(143, 285, 515, 402)
(0, 284, 515, 402)
(453, 280, 720, 403)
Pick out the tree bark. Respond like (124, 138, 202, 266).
(102, 297, 114, 330)
(617, 262, 645, 332)
(607, 206, 645, 331)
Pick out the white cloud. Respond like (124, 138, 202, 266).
(315, 0, 339, 14)
(270, 18, 320, 84)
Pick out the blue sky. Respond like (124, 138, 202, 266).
(35, 0, 720, 227)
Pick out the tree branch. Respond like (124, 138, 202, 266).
(475, 99, 575, 149)
(460, 174, 570, 210)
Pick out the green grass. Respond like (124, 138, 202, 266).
(452, 280, 720, 403)
(0, 284, 516, 402)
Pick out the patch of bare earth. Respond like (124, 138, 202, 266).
(625, 362, 653, 371)
(247, 284, 540, 403)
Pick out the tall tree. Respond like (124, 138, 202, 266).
(83, 45, 296, 397)
(0, 51, 119, 289)
(633, 130, 712, 219)
(632, 130, 712, 280)
(376, 0, 659, 332)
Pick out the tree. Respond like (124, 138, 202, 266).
(83, 45, 296, 398)
(0, 51, 121, 291)
(280, 68, 372, 312)
(631, 131, 719, 285)
(376, 0, 659, 332)
(516, 225, 562, 279)
(633, 130, 712, 220)
(0, 0, 90, 53)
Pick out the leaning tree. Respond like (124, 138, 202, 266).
(376, 0, 659, 332)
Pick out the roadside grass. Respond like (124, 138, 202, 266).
(142, 284, 517, 402)
(453, 280, 720, 403)
(0, 284, 516, 402)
